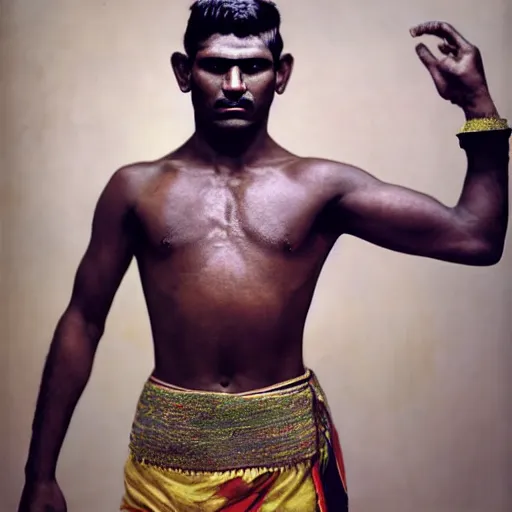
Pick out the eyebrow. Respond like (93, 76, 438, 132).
(196, 56, 273, 63)
(195, 48, 273, 60)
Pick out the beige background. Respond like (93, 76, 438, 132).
(2, 0, 511, 511)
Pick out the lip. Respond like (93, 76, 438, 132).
(217, 107, 247, 113)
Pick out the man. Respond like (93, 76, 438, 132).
(18, 0, 510, 511)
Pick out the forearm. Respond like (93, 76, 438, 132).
(24, 309, 101, 481)
(455, 108, 511, 255)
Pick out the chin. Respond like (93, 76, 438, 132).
(214, 118, 254, 130)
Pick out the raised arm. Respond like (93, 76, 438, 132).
(19, 168, 137, 512)
(329, 22, 510, 266)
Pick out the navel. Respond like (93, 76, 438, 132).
(219, 378, 230, 389)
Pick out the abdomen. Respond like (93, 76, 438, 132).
(137, 244, 322, 391)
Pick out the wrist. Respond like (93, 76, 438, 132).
(462, 94, 499, 120)
(25, 462, 56, 482)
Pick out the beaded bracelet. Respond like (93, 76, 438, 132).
(458, 117, 510, 134)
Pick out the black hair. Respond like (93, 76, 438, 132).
(184, 0, 284, 63)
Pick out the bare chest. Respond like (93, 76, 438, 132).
(135, 171, 327, 253)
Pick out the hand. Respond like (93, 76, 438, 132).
(18, 479, 67, 512)
(410, 21, 498, 118)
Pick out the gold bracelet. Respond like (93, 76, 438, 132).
(458, 117, 510, 134)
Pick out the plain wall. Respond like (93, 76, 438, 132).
(2, 0, 511, 510)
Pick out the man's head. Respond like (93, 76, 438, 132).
(184, 0, 284, 64)
(172, 0, 293, 131)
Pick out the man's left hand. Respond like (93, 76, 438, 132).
(410, 21, 498, 119)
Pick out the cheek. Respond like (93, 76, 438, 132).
(192, 73, 220, 101)
(250, 78, 276, 103)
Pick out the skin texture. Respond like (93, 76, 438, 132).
(19, 21, 509, 512)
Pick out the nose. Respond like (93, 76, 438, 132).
(222, 66, 247, 99)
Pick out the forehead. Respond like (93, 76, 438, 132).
(196, 34, 273, 60)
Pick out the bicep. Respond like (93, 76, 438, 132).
(334, 166, 478, 261)
(67, 171, 135, 331)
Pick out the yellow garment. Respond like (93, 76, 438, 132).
(122, 457, 317, 511)
(120, 370, 348, 512)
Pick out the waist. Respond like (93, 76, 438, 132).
(150, 364, 308, 394)
(150, 346, 306, 393)
(129, 369, 327, 472)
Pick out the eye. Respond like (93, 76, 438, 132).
(198, 58, 229, 75)
(241, 59, 272, 75)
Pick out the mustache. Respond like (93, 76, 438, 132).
(215, 97, 254, 109)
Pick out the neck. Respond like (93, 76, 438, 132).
(188, 119, 278, 171)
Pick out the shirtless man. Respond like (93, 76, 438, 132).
(19, 1, 510, 511)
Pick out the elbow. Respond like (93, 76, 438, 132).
(53, 307, 105, 360)
(463, 238, 505, 266)
(452, 207, 508, 266)
(64, 303, 106, 343)
(483, 245, 505, 266)
(475, 249, 503, 266)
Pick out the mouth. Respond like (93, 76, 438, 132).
(217, 106, 247, 113)
(214, 99, 253, 115)
(214, 106, 252, 121)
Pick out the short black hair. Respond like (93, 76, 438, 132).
(184, 0, 284, 63)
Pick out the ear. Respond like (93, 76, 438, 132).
(275, 53, 294, 95)
(171, 52, 192, 93)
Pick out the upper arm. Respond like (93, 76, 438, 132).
(325, 162, 485, 263)
(67, 168, 137, 334)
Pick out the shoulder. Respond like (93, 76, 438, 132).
(287, 157, 378, 197)
(101, 157, 177, 207)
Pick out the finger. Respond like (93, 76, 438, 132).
(415, 43, 438, 69)
(410, 21, 471, 50)
(438, 41, 458, 56)
(415, 43, 444, 83)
